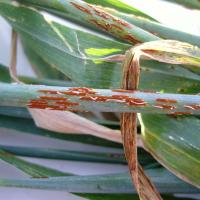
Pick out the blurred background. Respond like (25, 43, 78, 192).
(0, 0, 200, 199)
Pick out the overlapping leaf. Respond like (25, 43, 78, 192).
(0, 168, 198, 194)
(139, 115, 200, 188)
(0, 1, 200, 91)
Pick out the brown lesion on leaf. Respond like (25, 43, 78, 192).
(184, 104, 200, 110)
(156, 98, 177, 103)
(112, 18, 131, 28)
(70, 2, 92, 15)
(123, 33, 141, 44)
(87, 4, 131, 28)
(80, 94, 148, 107)
(61, 87, 96, 96)
(27, 89, 81, 110)
(90, 19, 112, 31)
(170, 111, 192, 115)
(38, 90, 59, 94)
(87, 4, 110, 19)
(153, 104, 176, 110)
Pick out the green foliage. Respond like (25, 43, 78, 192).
(0, 0, 199, 199)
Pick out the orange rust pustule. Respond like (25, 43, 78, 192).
(30, 99, 47, 104)
(40, 96, 67, 101)
(55, 101, 79, 107)
(87, 4, 131, 28)
(70, 2, 92, 15)
(109, 24, 123, 30)
(112, 18, 131, 28)
(153, 104, 176, 110)
(88, 4, 110, 19)
(156, 98, 177, 103)
(38, 90, 59, 95)
(61, 87, 96, 96)
(46, 105, 68, 111)
(171, 112, 192, 115)
(79, 96, 96, 101)
(123, 34, 141, 44)
(80, 96, 108, 102)
(126, 98, 147, 106)
(80, 94, 147, 106)
(184, 104, 200, 110)
(28, 99, 49, 109)
(69, 87, 96, 94)
(61, 91, 87, 96)
(90, 19, 112, 31)
(28, 105, 49, 109)
(110, 95, 129, 100)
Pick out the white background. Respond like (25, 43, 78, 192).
(0, 0, 200, 199)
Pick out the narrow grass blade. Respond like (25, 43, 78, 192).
(0, 149, 69, 177)
(0, 169, 198, 193)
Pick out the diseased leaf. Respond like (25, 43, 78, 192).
(102, 7, 200, 47)
(1, 83, 200, 114)
(139, 114, 200, 188)
(83, 0, 156, 20)
(15, 0, 159, 43)
(0, 2, 200, 91)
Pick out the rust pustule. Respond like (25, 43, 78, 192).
(30, 99, 47, 104)
(123, 34, 140, 44)
(184, 104, 200, 110)
(39, 96, 67, 101)
(28, 104, 48, 109)
(90, 19, 111, 31)
(46, 105, 67, 111)
(70, 2, 92, 15)
(69, 87, 96, 94)
(28, 99, 49, 109)
(61, 91, 86, 96)
(156, 98, 177, 103)
(153, 104, 176, 110)
(110, 24, 123, 30)
(88, 4, 110, 19)
(61, 87, 96, 96)
(110, 94, 129, 100)
(126, 98, 147, 106)
(79, 96, 96, 101)
(80, 95, 112, 102)
(55, 101, 79, 107)
(171, 112, 192, 115)
(93, 96, 108, 102)
(112, 18, 131, 28)
(38, 90, 59, 94)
